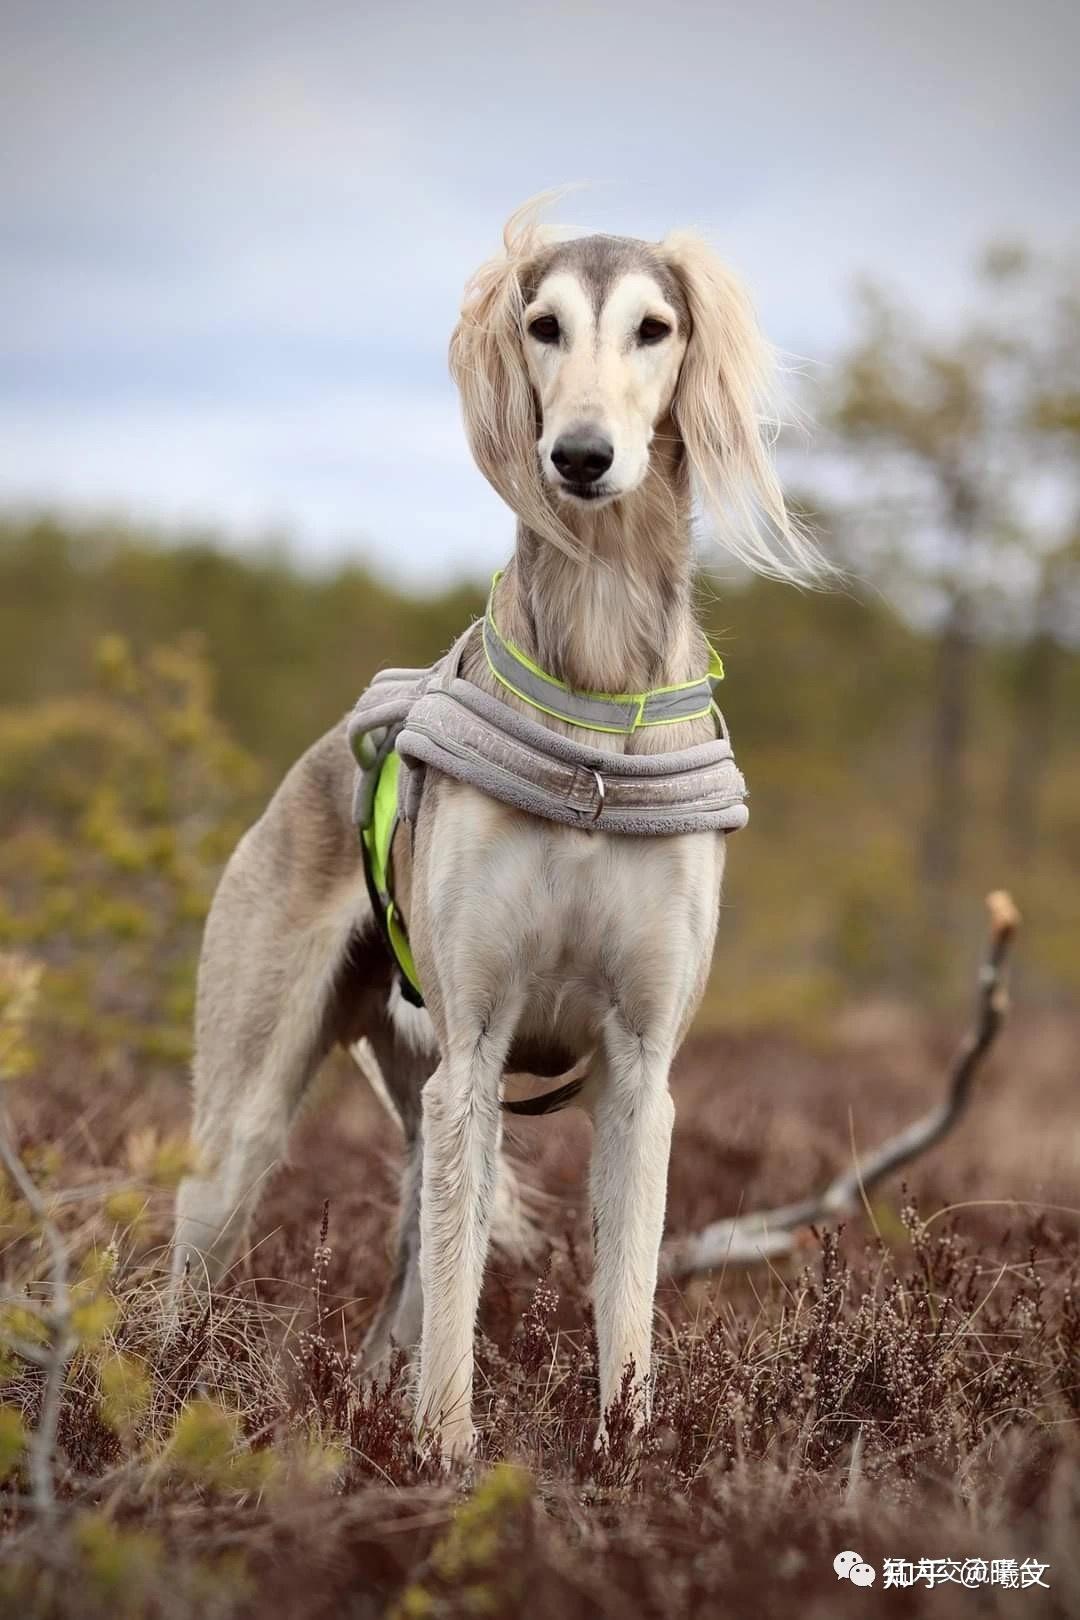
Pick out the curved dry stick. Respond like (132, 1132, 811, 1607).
(661, 891, 1022, 1279)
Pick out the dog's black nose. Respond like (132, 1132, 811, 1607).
(551, 429, 614, 485)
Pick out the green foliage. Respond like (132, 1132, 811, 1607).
(0, 516, 1077, 1014)
(70, 1295, 118, 1348)
(0, 1405, 26, 1482)
(98, 1352, 152, 1441)
(268, 1432, 346, 1496)
(74, 1512, 163, 1617)
(0, 624, 262, 1076)
(103, 1189, 149, 1232)
(392, 1465, 534, 1620)
(166, 1399, 277, 1494)
(0, 516, 485, 772)
(0, 952, 42, 1080)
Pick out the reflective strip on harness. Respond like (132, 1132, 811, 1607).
(482, 575, 724, 734)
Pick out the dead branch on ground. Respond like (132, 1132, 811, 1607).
(660, 891, 1022, 1279)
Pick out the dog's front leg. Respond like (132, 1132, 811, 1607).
(590, 1027, 676, 1446)
(415, 1010, 515, 1463)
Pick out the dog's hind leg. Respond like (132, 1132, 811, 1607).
(355, 1131, 425, 1369)
(348, 994, 436, 1371)
(171, 913, 359, 1295)
(171, 723, 376, 1299)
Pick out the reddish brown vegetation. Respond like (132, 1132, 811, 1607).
(2, 1012, 1078, 1617)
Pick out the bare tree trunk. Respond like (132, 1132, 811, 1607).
(920, 478, 980, 950)
(1002, 555, 1066, 868)
(920, 588, 975, 924)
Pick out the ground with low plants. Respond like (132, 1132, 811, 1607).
(1, 630, 1077, 1618)
(2, 989, 1078, 1619)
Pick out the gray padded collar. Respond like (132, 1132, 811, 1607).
(347, 627, 749, 839)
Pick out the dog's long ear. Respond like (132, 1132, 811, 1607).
(450, 203, 577, 556)
(662, 232, 828, 583)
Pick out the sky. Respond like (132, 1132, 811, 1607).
(3, 0, 1078, 586)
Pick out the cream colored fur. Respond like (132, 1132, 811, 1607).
(171, 203, 821, 1463)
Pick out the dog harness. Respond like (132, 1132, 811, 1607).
(349, 581, 749, 1004)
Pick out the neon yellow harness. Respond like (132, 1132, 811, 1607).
(360, 750, 423, 999)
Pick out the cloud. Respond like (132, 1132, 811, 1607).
(0, 377, 510, 583)
(3, 0, 1077, 576)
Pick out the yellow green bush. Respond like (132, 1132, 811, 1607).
(0, 634, 261, 1078)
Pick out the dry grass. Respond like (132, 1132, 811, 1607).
(2, 1009, 1078, 1618)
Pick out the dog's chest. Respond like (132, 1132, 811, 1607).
(422, 784, 724, 1039)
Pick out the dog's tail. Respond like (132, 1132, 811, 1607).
(501, 1075, 585, 1116)
(501, 1054, 593, 1119)
(494, 1062, 594, 1257)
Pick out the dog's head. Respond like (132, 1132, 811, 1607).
(450, 201, 822, 580)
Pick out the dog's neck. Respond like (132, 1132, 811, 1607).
(496, 443, 702, 694)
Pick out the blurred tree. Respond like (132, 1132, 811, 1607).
(1001, 531, 1080, 869)
(0, 519, 485, 773)
(998, 259, 1080, 868)
(0, 494, 1077, 1013)
(824, 246, 1080, 934)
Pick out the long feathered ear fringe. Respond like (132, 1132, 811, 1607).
(661, 231, 832, 585)
(449, 196, 583, 559)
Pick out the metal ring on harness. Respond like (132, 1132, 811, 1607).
(589, 769, 606, 824)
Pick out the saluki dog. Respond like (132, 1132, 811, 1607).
(172, 202, 821, 1460)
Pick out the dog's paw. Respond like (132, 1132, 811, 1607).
(415, 1418, 476, 1476)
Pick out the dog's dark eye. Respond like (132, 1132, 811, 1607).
(528, 315, 560, 344)
(638, 317, 671, 345)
